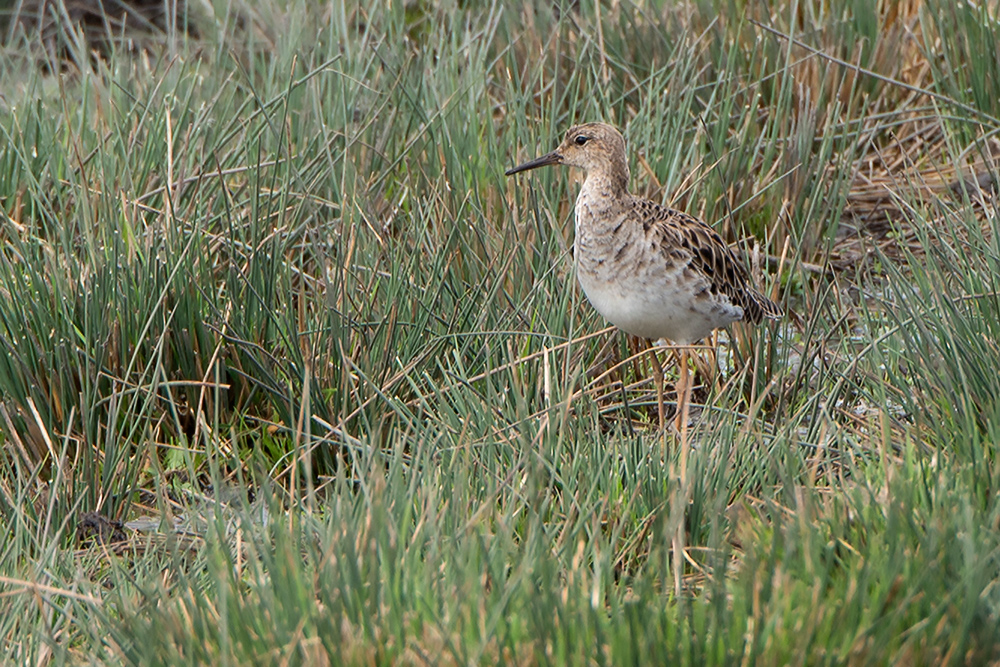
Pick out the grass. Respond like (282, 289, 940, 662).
(1, 0, 1000, 663)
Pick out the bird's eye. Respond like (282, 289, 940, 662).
(574, 135, 589, 146)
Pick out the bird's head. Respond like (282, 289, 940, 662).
(506, 122, 629, 192)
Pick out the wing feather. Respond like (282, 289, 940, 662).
(631, 198, 782, 323)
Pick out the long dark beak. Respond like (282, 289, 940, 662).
(505, 151, 563, 176)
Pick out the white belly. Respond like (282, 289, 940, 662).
(576, 265, 743, 344)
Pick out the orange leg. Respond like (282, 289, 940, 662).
(675, 348, 691, 478)
(648, 341, 666, 431)
(672, 348, 693, 597)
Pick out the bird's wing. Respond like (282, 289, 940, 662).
(630, 198, 782, 323)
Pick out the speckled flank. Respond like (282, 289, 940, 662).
(506, 122, 782, 345)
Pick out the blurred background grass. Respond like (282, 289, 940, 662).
(1, 0, 999, 663)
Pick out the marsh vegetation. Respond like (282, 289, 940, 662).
(1, 0, 999, 663)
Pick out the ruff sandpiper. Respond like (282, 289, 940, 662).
(506, 121, 782, 595)
(506, 122, 781, 435)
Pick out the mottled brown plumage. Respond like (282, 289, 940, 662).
(506, 122, 781, 346)
(637, 203, 782, 326)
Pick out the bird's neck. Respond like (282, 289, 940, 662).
(576, 170, 629, 219)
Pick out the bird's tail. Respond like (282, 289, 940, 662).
(745, 289, 783, 323)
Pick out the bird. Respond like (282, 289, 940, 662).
(506, 121, 783, 596)
(505, 122, 781, 442)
